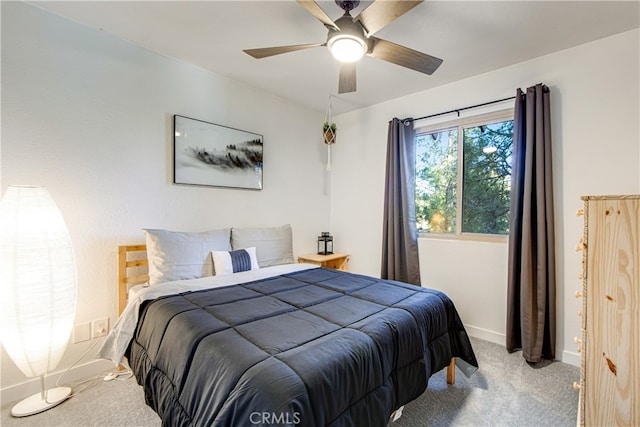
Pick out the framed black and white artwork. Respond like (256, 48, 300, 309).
(173, 115, 263, 190)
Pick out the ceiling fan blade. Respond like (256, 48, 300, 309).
(338, 62, 356, 94)
(355, 0, 423, 36)
(244, 43, 324, 59)
(368, 37, 443, 75)
(296, 0, 339, 31)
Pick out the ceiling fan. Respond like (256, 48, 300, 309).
(243, 0, 443, 94)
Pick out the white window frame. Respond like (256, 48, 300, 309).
(415, 109, 514, 243)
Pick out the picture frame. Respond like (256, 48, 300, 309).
(173, 115, 263, 190)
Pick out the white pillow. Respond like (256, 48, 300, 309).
(211, 247, 260, 275)
(231, 224, 294, 267)
(143, 228, 231, 285)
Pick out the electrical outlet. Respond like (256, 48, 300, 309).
(91, 318, 109, 338)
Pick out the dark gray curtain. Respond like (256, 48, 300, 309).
(506, 84, 556, 362)
(381, 118, 421, 286)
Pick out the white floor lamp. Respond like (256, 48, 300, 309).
(0, 185, 78, 417)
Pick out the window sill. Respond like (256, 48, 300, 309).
(418, 233, 508, 244)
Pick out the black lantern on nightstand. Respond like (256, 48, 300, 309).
(317, 232, 334, 255)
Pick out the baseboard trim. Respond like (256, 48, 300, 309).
(561, 350, 581, 367)
(465, 324, 582, 367)
(1, 358, 116, 406)
(464, 324, 506, 345)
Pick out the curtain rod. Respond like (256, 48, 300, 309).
(404, 95, 516, 124)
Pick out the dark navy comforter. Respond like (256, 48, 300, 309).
(127, 268, 478, 426)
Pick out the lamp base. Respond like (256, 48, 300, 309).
(11, 387, 71, 417)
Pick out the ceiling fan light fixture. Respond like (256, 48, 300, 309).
(243, 0, 442, 94)
(328, 35, 367, 63)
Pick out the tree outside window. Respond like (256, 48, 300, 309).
(415, 112, 513, 237)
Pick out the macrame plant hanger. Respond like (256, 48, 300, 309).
(323, 95, 336, 170)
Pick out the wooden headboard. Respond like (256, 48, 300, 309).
(117, 245, 149, 315)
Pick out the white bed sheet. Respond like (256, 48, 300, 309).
(97, 263, 318, 365)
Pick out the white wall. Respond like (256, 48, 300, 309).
(1, 2, 327, 400)
(330, 29, 640, 364)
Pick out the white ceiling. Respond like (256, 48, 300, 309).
(30, 1, 640, 115)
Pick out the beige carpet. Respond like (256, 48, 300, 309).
(1, 337, 579, 426)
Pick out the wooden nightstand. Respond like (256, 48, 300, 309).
(297, 253, 349, 271)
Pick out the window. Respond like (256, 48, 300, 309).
(415, 110, 514, 238)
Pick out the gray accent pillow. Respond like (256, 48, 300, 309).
(231, 224, 294, 267)
(144, 228, 231, 285)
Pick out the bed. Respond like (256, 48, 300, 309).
(98, 226, 478, 426)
